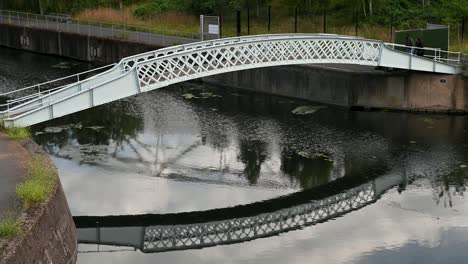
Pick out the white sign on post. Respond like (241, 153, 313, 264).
(200, 15, 220, 40)
(208, 24, 219, 34)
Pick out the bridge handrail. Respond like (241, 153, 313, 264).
(2, 34, 379, 120)
(135, 35, 383, 69)
(119, 33, 352, 69)
(3, 68, 136, 120)
(0, 34, 351, 114)
(384, 42, 463, 64)
(0, 63, 115, 101)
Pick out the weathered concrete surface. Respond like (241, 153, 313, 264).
(0, 135, 76, 264)
(0, 23, 161, 63)
(204, 64, 468, 113)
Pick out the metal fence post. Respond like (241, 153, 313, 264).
(268, 6, 271, 33)
(294, 6, 298, 33)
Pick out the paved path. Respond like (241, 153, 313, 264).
(0, 133, 29, 214)
(0, 13, 195, 47)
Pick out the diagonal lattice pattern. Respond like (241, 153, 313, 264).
(135, 38, 381, 91)
(143, 183, 375, 253)
(121, 35, 308, 71)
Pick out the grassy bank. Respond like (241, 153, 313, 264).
(16, 157, 57, 209)
(0, 147, 57, 241)
(75, 6, 467, 52)
(0, 214, 21, 239)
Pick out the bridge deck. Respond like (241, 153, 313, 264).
(0, 34, 463, 128)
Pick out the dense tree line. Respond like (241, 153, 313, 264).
(2, 0, 467, 28)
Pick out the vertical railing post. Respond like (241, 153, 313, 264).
(323, 9, 327, 33)
(294, 6, 298, 33)
(247, 5, 250, 35)
(236, 10, 241, 36)
(268, 6, 271, 33)
(355, 9, 359, 36)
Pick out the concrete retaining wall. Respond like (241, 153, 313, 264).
(0, 139, 76, 264)
(0, 23, 161, 63)
(204, 65, 468, 112)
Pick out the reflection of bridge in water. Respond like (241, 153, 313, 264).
(75, 173, 404, 253)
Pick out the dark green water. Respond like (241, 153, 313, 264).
(2, 46, 468, 264)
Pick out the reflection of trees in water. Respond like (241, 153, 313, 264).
(280, 151, 333, 189)
(237, 139, 268, 185)
(431, 169, 468, 208)
(32, 100, 143, 151)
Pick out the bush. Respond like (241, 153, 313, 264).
(16, 157, 57, 209)
(4, 127, 31, 140)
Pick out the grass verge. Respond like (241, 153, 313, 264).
(0, 214, 22, 239)
(16, 157, 57, 209)
(3, 127, 31, 141)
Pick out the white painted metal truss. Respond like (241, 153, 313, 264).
(0, 34, 463, 128)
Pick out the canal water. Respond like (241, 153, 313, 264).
(2, 47, 468, 264)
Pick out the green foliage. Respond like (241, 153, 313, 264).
(0, 214, 21, 239)
(4, 127, 31, 141)
(16, 157, 57, 209)
(134, 0, 185, 18)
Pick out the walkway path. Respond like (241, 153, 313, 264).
(0, 133, 28, 214)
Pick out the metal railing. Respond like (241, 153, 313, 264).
(0, 9, 198, 47)
(384, 42, 463, 65)
(0, 64, 115, 112)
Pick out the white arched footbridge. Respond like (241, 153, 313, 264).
(0, 34, 463, 127)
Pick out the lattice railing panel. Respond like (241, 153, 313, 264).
(143, 183, 375, 252)
(135, 38, 381, 92)
(121, 35, 317, 71)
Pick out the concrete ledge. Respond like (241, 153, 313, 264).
(0, 136, 76, 264)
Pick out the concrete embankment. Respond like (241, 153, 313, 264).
(0, 134, 76, 264)
(204, 64, 468, 113)
(0, 23, 161, 63)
